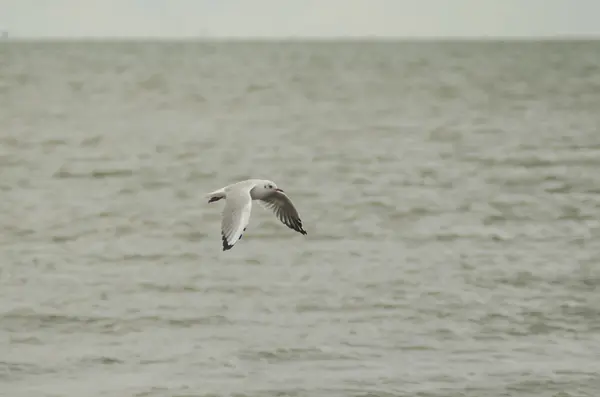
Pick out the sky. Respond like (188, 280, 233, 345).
(1, 0, 599, 39)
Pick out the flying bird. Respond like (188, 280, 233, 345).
(206, 179, 307, 251)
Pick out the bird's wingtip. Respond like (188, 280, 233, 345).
(222, 234, 234, 251)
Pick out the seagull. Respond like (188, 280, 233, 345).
(206, 179, 307, 251)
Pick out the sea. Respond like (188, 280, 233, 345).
(1, 40, 600, 397)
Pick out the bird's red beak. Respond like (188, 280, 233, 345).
(276, 188, 284, 192)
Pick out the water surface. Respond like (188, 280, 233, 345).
(1, 40, 600, 397)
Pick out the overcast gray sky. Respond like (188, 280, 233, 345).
(1, 0, 599, 38)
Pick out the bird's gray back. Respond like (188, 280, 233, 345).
(224, 179, 263, 194)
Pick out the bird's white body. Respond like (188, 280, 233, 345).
(206, 179, 307, 251)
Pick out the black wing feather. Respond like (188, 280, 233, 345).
(260, 191, 307, 235)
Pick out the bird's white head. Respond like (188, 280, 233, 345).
(264, 180, 283, 192)
(253, 179, 283, 198)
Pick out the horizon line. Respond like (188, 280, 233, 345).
(2, 34, 600, 42)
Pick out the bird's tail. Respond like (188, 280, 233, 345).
(206, 188, 225, 203)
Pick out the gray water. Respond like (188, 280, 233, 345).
(1, 40, 600, 397)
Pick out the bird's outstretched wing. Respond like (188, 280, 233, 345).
(221, 187, 253, 250)
(260, 191, 307, 235)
